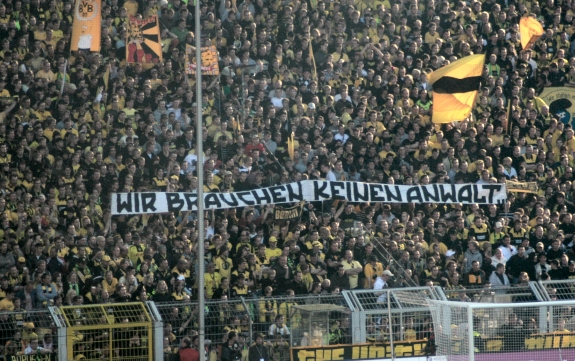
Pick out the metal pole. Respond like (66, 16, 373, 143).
(195, 2, 206, 360)
(387, 291, 394, 361)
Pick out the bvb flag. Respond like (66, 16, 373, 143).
(520, 17, 544, 50)
(70, 0, 101, 51)
(127, 15, 162, 65)
(429, 54, 485, 123)
(274, 202, 305, 221)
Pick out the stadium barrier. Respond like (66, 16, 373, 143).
(55, 302, 154, 361)
(4, 282, 575, 361)
(0, 308, 55, 359)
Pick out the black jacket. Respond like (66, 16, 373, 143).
(248, 344, 270, 361)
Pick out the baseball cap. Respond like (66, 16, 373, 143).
(383, 270, 394, 276)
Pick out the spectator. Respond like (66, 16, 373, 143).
(178, 336, 200, 361)
(248, 333, 270, 361)
(330, 265, 350, 291)
(463, 260, 486, 287)
(489, 263, 511, 287)
(268, 315, 289, 339)
(35, 273, 58, 308)
(3, 0, 575, 353)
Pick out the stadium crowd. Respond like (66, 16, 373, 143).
(2, 0, 575, 358)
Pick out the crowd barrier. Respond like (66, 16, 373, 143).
(1, 282, 575, 360)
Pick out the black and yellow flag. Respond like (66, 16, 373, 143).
(274, 202, 305, 220)
(520, 17, 544, 50)
(429, 54, 485, 123)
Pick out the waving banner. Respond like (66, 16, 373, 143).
(127, 15, 162, 65)
(186, 44, 220, 75)
(520, 16, 544, 50)
(429, 54, 485, 123)
(70, 0, 101, 51)
(111, 181, 507, 215)
(274, 202, 304, 220)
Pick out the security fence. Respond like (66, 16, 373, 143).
(346, 287, 440, 357)
(56, 302, 154, 361)
(0, 308, 55, 358)
(2, 283, 575, 361)
(428, 299, 575, 361)
(153, 297, 250, 360)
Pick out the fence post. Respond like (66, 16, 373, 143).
(146, 301, 165, 361)
(356, 309, 366, 344)
(48, 306, 68, 361)
(468, 304, 475, 361)
(240, 296, 254, 345)
(387, 290, 394, 361)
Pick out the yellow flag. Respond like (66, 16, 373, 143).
(103, 63, 110, 90)
(520, 17, 544, 50)
(429, 54, 485, 123)
(287, 133, 295, 160)
(309, 39, 317, 80)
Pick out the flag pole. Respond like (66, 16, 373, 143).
(59, 59, 68, 96)
(195, 0, 206, 359)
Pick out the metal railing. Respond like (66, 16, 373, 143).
(371, 237, 419, 288)
(538, 279, 575, 301)
(441, 283, 541, 303)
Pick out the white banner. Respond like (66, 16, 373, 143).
(110, 181, 507, 215)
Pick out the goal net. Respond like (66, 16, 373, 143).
(426, 299, 575, 361)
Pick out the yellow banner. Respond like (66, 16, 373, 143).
(70, 0, 101, 51)
(186, 45, 220, 75)
(127, 15, 162, 65)
(539, 87, 575, 125)
(520, 17, 544, 50)
(291, 341, 428, 361)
